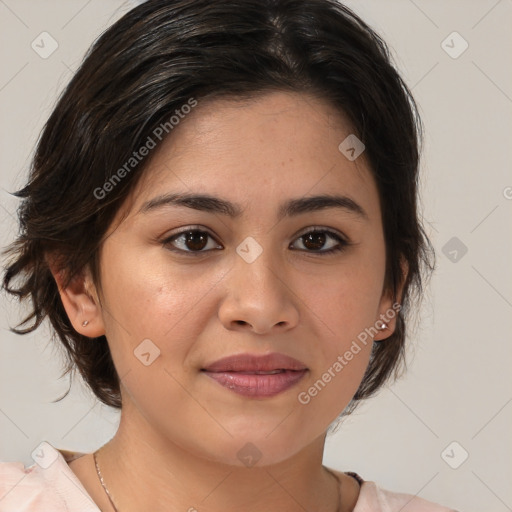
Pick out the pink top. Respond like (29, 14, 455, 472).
(0, 442, 458, 511)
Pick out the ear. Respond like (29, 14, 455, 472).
(373, 257, 408, 341)
(47, 256, 106, 338)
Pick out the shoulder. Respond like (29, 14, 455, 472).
(0, 457, 66, 511)
(328, 468, 459, 512)
(0, 442, 98, 512)
(360, 481, 459, 512)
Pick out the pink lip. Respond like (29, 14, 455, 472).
(201, 352, 308, 398)
(202, 352, 308, 372)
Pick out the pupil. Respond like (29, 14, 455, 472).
(186, 231, 208, 251)
(304, 232, 325, 251)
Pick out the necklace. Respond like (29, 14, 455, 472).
(93, 449, 342, 512)
(94, 449, 120, 512)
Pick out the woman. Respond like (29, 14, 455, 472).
(0, 0, 457, 510)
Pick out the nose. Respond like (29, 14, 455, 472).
(218, 246, 300, 335)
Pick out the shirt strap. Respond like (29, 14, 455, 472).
(345, 471, 364, 485)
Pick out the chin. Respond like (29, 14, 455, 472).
(194, 430, 312, 469)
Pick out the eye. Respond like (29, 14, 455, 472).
(162, 227, 221, 255)
(289, 227, 349, 255)
(162, 226, 349, 256)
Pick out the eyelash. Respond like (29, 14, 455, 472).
(161, 226, 350, 257)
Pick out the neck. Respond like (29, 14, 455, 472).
(97, 405, 342, 512)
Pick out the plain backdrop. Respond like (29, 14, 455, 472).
(1, 1, 511, 511)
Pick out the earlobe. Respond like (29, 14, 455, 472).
(372, 306, 392, 341)
(47, 258, 105, 338)
(372, 304, 399, 341)
(374, 257, 408, 341)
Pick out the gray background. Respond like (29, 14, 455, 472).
(1, 1, 511, 511)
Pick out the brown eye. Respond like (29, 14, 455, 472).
(162, 227, 349, 256)
(290, 228, 348, 255)
(162, 229, 221, 254)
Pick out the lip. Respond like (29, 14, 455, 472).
(201, 352, 308, 398)
(202, 352, 308, 372)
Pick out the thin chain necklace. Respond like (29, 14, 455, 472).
(93, 449, 342, 512)
(94, 449, 120, 512)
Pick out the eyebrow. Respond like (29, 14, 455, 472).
(139, 192, 369, 221)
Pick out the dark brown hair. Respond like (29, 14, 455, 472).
(2, 0, 435, 413)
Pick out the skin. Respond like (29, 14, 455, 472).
(52, 91, 406, 512)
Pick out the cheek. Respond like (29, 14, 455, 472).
(96, 249, 219, 424)
(97, 242, 224, 366)
(292, 244, 385, 395)
(299, 251, 386, 342)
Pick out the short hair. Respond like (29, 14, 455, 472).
(2, 0, 435, 412)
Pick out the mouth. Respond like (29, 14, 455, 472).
(201, 352, 308, 398)
(202, 352, 308, 372)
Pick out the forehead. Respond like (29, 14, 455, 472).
(120, 91, 379, 222)
(153, 91, 359, 167)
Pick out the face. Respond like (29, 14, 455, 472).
(68, 91, 399, 466)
